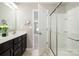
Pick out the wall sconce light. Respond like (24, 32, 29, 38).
(25, 20, 30, 25)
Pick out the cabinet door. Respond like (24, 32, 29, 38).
(0, 40, 13, 56)
(24, 34, 27, 48)
(14, 47, 22, 56)
(0, 48, 11, 56)
(13, 36, 23, 56)
(21, 34, 27, 53)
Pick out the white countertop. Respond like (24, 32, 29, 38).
(0, 31, 27, 44)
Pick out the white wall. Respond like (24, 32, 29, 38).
(39, 3, 57, 15)
(16, 3, 38, 48)
(65, 3, 79, 53)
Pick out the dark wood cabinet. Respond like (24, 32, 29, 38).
(13, 36, 22, 56)
(0, 34, 27, 56)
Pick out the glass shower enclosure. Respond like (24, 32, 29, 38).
(50, 2, 79, 56)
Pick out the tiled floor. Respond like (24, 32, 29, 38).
(23, 48, 54, 56)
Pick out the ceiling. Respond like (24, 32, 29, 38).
(15, 2, 59, 6)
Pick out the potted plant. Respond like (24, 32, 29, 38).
(0, 24, 8, 37)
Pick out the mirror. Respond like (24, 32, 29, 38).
(0, 3, 16, 34)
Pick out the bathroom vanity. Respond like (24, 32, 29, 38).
(0, 31, 27, 56)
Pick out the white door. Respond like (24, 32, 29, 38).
(38, 5, 49, 48)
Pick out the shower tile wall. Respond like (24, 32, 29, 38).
(57, 14, 67, 51)
(65, 3, 79, 55)
(58, 2, 79, 55)
(51, 2, 79, 56)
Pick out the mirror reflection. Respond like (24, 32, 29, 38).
(0, 3, 16, 36)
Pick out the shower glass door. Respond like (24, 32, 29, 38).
(50, 3, 67, 56)
(50, 2, 79, 56)
(50, 13, 57, 55)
